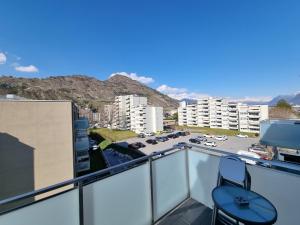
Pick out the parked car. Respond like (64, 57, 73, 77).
(237, 134, 248, 138)
(161, 136, 169, 141)
(144, 132, 155, 137)
(189, 138, 201, 144)
(138, 133, 145, 138)
(146, 139, 158, 145)
(237, 150, 260, 165)
(133, 142, 146, 148)
(203, 134, 214, 138)
(156, 137, 166, 142)
(167, 134, 174, 139)
(177, 131, 190, 136)
(164, 128, 174, 133)
(204, 141, 217, 147)
(168, 133, 179, 139)
(173, 142, 192, 150)
(196, 136, 207, 142)
(214, 135, 227, 141)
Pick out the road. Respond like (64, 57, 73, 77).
(116, 133, 260, 155)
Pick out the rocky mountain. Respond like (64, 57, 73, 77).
(268, 94, 300, 106)
(0, 75, 179, 111)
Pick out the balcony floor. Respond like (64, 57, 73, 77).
(158, 198, 212, 225)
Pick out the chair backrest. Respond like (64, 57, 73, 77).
(218, 155, 250, 189)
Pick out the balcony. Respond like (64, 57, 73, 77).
(248, 113, 260, 119)
(1, 147, 300, 225)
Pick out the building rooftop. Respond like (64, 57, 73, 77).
(260, 119, 300, 149)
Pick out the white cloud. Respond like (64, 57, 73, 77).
(0, 52, 7, 64)
(110, 72, 154, 85)
(229, 96, 273, 103)
(156, 84, 209, 100)
(15, 65, 39, 73)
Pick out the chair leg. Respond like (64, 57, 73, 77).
(211, 206, 218, 225)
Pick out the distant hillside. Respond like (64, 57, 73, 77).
(0, 75, 179, 111)
(268, 93, 300, 106)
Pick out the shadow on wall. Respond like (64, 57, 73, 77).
(0, 132, 35, 213)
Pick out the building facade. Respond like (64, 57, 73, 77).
(178, 97, 269, 133)
(0, 100, 82, 209)
(113, 95, 163, 133)
(113, 95, 147, 130)
(130, 105, 163, 133)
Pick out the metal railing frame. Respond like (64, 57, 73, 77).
(1, 145, 300, 224)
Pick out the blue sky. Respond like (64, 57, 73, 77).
(0, 0, 300, 101)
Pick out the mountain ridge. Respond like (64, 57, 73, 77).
(0, 74, 179, 111)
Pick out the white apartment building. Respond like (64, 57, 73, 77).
(178, 97, 269, 133)
(197, 98, 210, 127)
(245, 105, 269, 133)
(113, 95, 147, 130)
(131, 105, 163, 133)
(113, 95, 163, 133)
(178, 101, 198, 126)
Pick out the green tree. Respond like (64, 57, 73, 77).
(172, 112, 178, 120)
(276, 99, 292, 109)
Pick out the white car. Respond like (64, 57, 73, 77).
(236, 134, 248, 138)
(203, 134, 214, 138)
(237, 150, 260, 165)
(214, 135, 227, 141)
(204, 141, 217, 147)
(143, 132, 154, 137)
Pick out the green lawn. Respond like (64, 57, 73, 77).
(99, 139, 112, 150)
(176, 125, 257, 138)
(89, 128, 137, 142)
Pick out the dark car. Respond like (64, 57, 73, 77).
(135, 142, 146, 148)
(156, 137, 166, 142)
(189, 138, 201, 144)
(161, 136, 169, 141)
(167, 134, 175, 139)
(167, 133, 179, 139)
(197, 136, 207, 142)
(177, 131, 186, 136)
(173, 133, 180, 138)
(128, 142, 145, 149)
(146, 139, 158, 145)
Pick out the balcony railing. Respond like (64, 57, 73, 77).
(0, 146, 300, 225)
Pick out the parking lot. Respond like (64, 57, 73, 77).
(116, 132, 260, 155)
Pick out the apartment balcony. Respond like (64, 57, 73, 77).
(1, 147, 300, 225)
(228, 117, 238, 122)
(229, 112, 238, 117)
(248, 114, 260, 119)
(228, 107, 237, 112)
(248, 120, 260, 125)
(248, 108, 260, 113)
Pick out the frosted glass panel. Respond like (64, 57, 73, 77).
(188, 149, 219, 209)
(0, 189, 80, 225)
(152, 150, 188, 221)
(83, 162, 151, 225)
(248, 165, 300, 225)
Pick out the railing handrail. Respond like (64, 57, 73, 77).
(190, 144, 300, 172)
(0, 147, 177, 206)
(1, 145, 300, 208)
